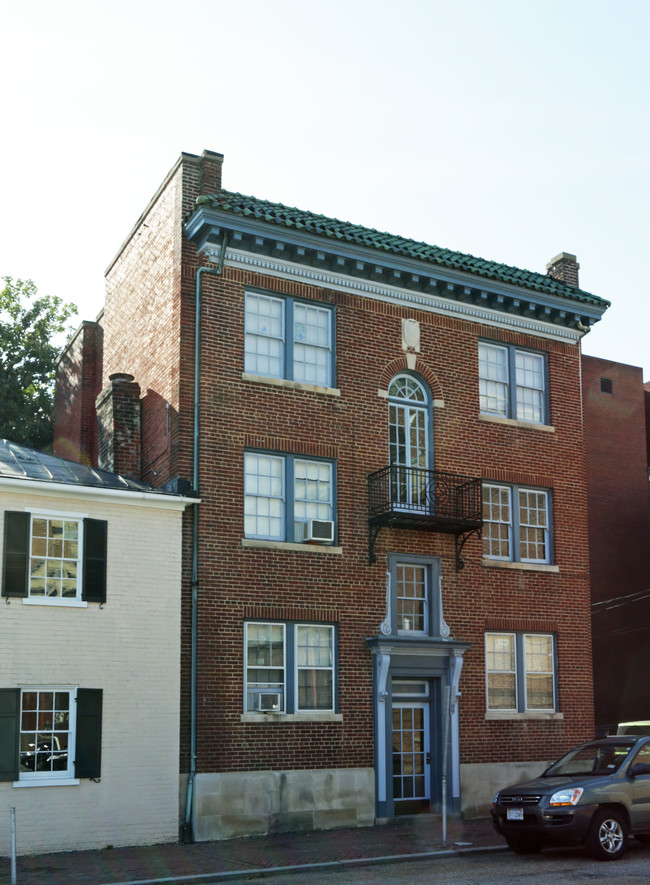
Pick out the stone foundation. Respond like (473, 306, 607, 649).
(460, 760, 552, 818)
(191, 768, 375, 841)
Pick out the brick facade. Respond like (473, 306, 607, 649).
(582, 356, 650, 726)
(55, 149, 609, 838)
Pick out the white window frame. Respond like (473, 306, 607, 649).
(16, 686, 78, 786)
(479, 341, 547, 424)
(244, 621, 286, 712)
(244, 453, 285, 541)
(485, 632, 557, 713)
(482, 483, 551, 564)
(244, 621, 336, 714)
(395, 562, 429, 635)
(244, 452, 335, 543)
(26, 509, 85, 604)
(245, 291, 334, 387)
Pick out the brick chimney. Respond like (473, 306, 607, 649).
(546, 252, 580, 289)
(200, 149, 224, 195)
(96, 373, 142, 479)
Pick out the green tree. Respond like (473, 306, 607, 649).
(0, 276, 77, 450)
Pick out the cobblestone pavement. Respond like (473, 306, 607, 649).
(1, 817, 505, 885)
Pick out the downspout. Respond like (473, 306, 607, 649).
(183, 236, 228, 842)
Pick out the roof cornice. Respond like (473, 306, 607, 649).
(209, 247, 586, 343)
(185, 198, 609, 332)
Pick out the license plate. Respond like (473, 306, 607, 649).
(507, 808, 524, 821)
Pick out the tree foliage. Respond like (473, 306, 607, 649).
(0, 276, 77, 450)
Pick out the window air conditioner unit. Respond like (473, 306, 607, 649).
(258, 692, 281, 712)
(303, 519, 335, 543)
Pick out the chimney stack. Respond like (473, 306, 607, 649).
(546, 252, 580, 289)
(200, 149, 224, 195)
(96, 373, 142, 479)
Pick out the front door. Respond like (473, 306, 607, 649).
(392, 701, 431, 814)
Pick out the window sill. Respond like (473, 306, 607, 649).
(479, 414, 555, 433)
(241, 712, 343, 724)
(482, 559, 559, 573)
(242, 539, 342, 555)
(242, 373, 340, 397)
(22, 598, 88, 608)
(485, 711, 563, 722)
(13, 778, 80, 788)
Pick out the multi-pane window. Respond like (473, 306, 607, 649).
(244, 452, 334, 542)
(245, 293, 284, 378)
(482, 484, 550, 563)
(245, 623, 285, 711)
(19, 688, 74, 780)
(387, 555, 440, 637)
(293, 303, 331, 385)
(244, 622, 336, 713)
(29, 516, 81, 600)
(479, 342, 546, 424)
(2, 511, 107, 604)
(485, 633, 556, 712)
(245, 292, 333, 387)
(244, 454, 284, 540)
(0, 686, 103, 783)
(293, 460, 332, 534)
(396, 563, 428, 633)
(296, 625, 335, 711)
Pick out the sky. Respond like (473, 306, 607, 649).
(2, 0, 649, 376)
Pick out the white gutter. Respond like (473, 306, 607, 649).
(0, 476, 198, 511)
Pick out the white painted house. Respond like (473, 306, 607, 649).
(0, 439, 194, 855)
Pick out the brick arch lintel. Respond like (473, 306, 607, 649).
(378, 356, 444, 405)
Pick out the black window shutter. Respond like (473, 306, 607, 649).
(75, 688, 102, 779)
(0, 688, 20, 782)
(2, 511, 30, 598)
(83, 519, 107, 603)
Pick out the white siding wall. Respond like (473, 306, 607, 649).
(0, 490, 185, 855)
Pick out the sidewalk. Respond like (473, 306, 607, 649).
(1, 817, 504, 885)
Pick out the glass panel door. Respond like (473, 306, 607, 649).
(389, 404, 428, 510)
(392, 701, 431, 814)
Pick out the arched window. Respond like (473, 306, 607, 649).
(388, 374, 432, 509)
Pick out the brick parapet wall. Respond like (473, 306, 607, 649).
(53, 320, 103, 465)
(582, 355, 650, 724)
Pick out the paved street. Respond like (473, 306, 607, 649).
(3, 818, 649, 885)
(248, 842, 650, 885)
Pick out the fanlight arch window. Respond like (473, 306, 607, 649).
(388, 375, 428, 404)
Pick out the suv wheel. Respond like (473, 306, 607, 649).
(505, 837, 543, 855)
(586, 809, 628, 860)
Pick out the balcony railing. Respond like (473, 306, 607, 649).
(367, 465, 483, 566)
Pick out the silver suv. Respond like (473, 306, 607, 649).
(491, 736, 650, 860)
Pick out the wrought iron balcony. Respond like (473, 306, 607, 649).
(367, 465, 483, 568)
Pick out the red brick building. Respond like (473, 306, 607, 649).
(55, 150, 609, 840)
(582, 356, 650, 729)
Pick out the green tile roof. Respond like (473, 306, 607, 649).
(196, 190, 609, 308)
